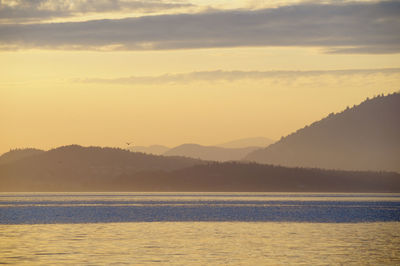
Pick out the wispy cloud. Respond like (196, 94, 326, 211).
(77, 68, 400, 85)
(0, 1, 399, 53)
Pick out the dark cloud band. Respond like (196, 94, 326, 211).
(0, 0, 192, 22)
(1, 1, 399, 53)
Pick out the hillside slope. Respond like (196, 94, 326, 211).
(245, 93, 400, 172)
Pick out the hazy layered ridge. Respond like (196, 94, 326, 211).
(129, 145, 170, 155)
(245, 93, 400, 172)
(0, 144, 399, 192)
(217, 137, 275, 148)
(132, 137, 275, 160)
(164, 143, 259, 162)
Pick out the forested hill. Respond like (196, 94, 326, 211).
(0, 145, 205, 191)
(113, 162, 400, 192)
(245, 93, 400, 172)
(0, 148, 44, 165)
(2, 158, 399, 192)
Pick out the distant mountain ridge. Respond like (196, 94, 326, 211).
(126, 137, 274, 157)
(245, 93, 400, 172)
(163, 143, 259, 162)
(217, 137, 275, 148)
(129, 145, 170, 155)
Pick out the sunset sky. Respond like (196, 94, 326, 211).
(1, 0, 399, 153)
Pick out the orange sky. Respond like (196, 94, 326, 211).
(1, 0, 400, 153)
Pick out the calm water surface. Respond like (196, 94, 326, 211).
(1, 193, 400, 265)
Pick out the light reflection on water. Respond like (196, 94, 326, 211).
(1, 192, 400, 203)
(1, 222, 399, 265)
(0, 193, 400, 264)
(1, 193, 399, 224)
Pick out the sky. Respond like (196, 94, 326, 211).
(1, 0, 400, 153)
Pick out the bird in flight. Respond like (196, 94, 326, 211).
(126, 142, 133, 146)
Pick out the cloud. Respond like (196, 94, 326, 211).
(77, 68, 400, 85)
(0, 1, 399, 53)
(0, 0, 193, 22)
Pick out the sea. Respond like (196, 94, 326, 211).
(0, 192, 399, 265)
